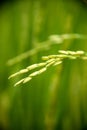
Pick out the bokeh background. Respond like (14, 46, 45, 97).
(0, 0, 87, 130)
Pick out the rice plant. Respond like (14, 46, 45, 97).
(8, 34, 87, 86)
(1, 0, 87, 130)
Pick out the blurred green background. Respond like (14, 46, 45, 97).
(0, 0, 87, 130)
